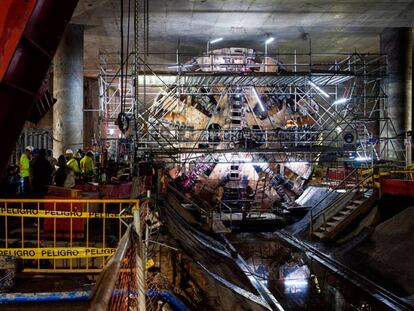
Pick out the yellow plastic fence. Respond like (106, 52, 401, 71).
(359, 166, 414, 189)
(0, 198, 138, 273)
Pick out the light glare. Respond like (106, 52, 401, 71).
(284, 278, 308, 287)
(167, 64, 193, 69)
(333, 98, 348, 105)
(265, 37, 275, 44)
(309, 81, 330, 98)
(252, 86, 265, 112)
(210, 37, 223, 44)
(355, 156, 371, 162)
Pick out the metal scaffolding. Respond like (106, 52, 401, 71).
(98, 49, 403, 166)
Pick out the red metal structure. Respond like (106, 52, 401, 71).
(381, 179, 414, 197)
(0, 0, 79, 176)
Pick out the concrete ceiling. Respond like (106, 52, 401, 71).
(71, 0, 414, 74)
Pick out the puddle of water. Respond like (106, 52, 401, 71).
(228, 233, 380, 311)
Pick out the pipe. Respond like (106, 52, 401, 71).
(404, 28, 413, 167)
(89, 225, 132, 311)
(0, 289, 187, 311)
(0, 291, 89, 303)
(146, 290, 188, 311)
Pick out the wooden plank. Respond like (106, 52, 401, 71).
(313, 231, 325, 239)
(346, 205, 358, 210)
(352, 200, 364, 204)
(326, 221, 339, 227)
(48, 186, 82, 198)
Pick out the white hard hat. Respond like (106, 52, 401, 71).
(25, 146, 34, 152)
(65, 149, 74, 155)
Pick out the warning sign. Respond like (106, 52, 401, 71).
(146, 258, 155, 269)
(0, 207, 133, 219)
(0, 247, 116, 259)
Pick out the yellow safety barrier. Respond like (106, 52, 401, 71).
(0, 207, 132, 219)
(0, 198, 139, 273)
(0, 247, 116, 259)
(358, 166, 414, 190)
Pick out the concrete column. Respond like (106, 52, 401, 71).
(84, 78, 100, 149)
(380, 28, 412, 164)
(53, 24, 84, 157)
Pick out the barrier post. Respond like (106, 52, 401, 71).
(133, 205, 146, 311)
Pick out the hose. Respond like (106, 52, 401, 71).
(146, 289, 188, 311)
(0, 289, 188, 311)
(0, 291, 89, 303)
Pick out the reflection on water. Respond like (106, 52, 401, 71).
(281, 264, 309, 294)
(231, 233, 375, 311)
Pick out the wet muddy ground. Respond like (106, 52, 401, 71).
(227, 232, 389, 311)
(0, 230, 400, 311)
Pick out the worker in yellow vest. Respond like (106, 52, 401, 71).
(66, 149, 80, 175)
(80, 151, 95, 182)
(19, 146, 33, 194)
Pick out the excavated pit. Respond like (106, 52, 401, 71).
(227, 232, 399, 310)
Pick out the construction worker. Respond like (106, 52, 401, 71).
(46, 149, 58, 174)
(32, 149, 53, 195)
(66, 149, 80, 175)
(160, 172, 168, 194)
(74, 151, 82, 167)
(80, 151, 95, 182)
(54, 155, 75, 188)
(214, 186, 224, 209)
(19, 146, 33, 194)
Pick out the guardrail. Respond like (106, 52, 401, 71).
(0, 198, 138, 273)
(309, 170, 373, 235)
(89, 201, 168, 311)
(218, 200, 233, 230)
(309, 165, 414, 234)
(89, 223, 145, 311)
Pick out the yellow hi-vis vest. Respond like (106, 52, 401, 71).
(67, 158, 80, 173)
(80, 156, 95, 177)
(19, 153, 30, 178)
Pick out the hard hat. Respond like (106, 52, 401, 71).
(25, 146, 34, 152)
(65, 149, 74, 155)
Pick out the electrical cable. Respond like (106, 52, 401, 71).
(120, 0, 124, 116)
(125, 0, 131, 102)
